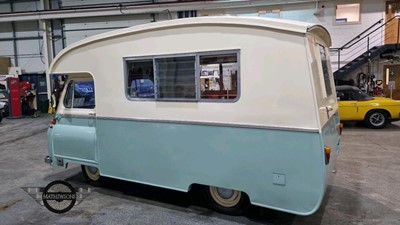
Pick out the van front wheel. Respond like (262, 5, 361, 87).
(204, 186, 250, 215)
(81, 165, 104, 186)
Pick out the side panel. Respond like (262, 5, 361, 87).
(306, 35, 341, 188)
(97, 118, 326, 215)
(338, 101, 358, 120)
(357, 102, 400, 121)
(51, 25, 319, 130)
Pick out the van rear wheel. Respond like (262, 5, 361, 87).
(81, 165, 104, 186)
(204, 186, 250, 215)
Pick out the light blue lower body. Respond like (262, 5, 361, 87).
(48, 114, 340, 215)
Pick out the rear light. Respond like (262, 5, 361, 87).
(50, 118, 56, 125)
(339, 123, 343, 135)
(325, 146, 331, 165)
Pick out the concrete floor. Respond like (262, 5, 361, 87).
(0, 115, 399, 225)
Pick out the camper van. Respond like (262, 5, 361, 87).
(45, 16, 341, 216)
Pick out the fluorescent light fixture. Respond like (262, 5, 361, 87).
(386, 68, 390, 85)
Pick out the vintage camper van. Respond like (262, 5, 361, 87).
(45, 16, 341, 216)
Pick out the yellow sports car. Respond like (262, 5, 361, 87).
(336, 85, 400, 128)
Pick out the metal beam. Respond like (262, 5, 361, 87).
(0, 0, 40, 4)
(0, 0, 323, 23)
(10, 2, 18, 66)
(0, 36, 42, 41)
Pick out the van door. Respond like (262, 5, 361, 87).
(50, 76, 97, 165)
(312, 38, 338, 123)
(308, 35, 340, 175)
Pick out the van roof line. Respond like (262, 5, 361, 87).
(49, 16, 331, 72)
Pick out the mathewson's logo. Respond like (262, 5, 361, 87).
(22, 180, 91, 213)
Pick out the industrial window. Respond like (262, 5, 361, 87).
(335, 3, 360, 24)
(177, 10, 197, 18)
(125, 50, 239, 102)
(64, 80, 95, 108)
(319, 45, 333, 96)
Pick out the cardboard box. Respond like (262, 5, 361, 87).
(0, 57, 12, 74)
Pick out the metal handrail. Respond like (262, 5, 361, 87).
(331, 18, 384, 51)
(331, 15, 400, 73)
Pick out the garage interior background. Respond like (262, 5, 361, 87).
(0, 0, 399, 100)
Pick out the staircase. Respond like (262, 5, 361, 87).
(330, 16, 400, 81)
(333, 44, 398, 79)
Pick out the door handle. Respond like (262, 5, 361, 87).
(324, 105, 333, 119)
(88, 113, 96, 116)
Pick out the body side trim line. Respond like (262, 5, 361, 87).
(59, 114, 320, 133)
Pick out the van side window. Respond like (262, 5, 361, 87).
(64, 80, 95, 109)
(127, 60, 155, 98)
(156, 56, 196, 99)
(319, 44, 333, 96)
(200, 53, 238, 99)
(124, 50, 240, 102)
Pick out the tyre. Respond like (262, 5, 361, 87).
(81, 165, 104, 186)
(365, 110, 388, 129)
(203, 186, 250, 215)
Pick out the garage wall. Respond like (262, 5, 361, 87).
(0, 0, 389, 74)
(283, 0, 384, 72)
(0, 0, 160, 73)
(59, 0, 152, 7)
(63, 14, 153, 46)
(215, 0, 385, 72)
(0, 23, 13, 58)
(0, 1, 44, 73)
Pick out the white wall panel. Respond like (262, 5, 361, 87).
(64, 14, 152, 46)
(18, 57, 45, 73)
(53, 38, 64, 56)
(13, 1, 40, 12)
(65, 29, 107, 46)
(0, 22, 12, 38)
(17, 40, 45, 73)
(0, 3, 11, 13)
(0, 41, 14, 56)
(17, 40, 42, 55)
(60, 0, 153, 7)
(15, 21, 39, 37)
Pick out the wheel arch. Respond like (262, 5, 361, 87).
(365, 108, 391, 121)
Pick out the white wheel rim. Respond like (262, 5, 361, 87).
(369, 112, 385, 126)
(85, 166, 100, 181)
(209, 186, 241, 208)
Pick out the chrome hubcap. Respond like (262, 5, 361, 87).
(217, 188, 234, 199)
(209, 186, 241, 207)
(85, 166, 100, 181)
(369, 112, 385, 126)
